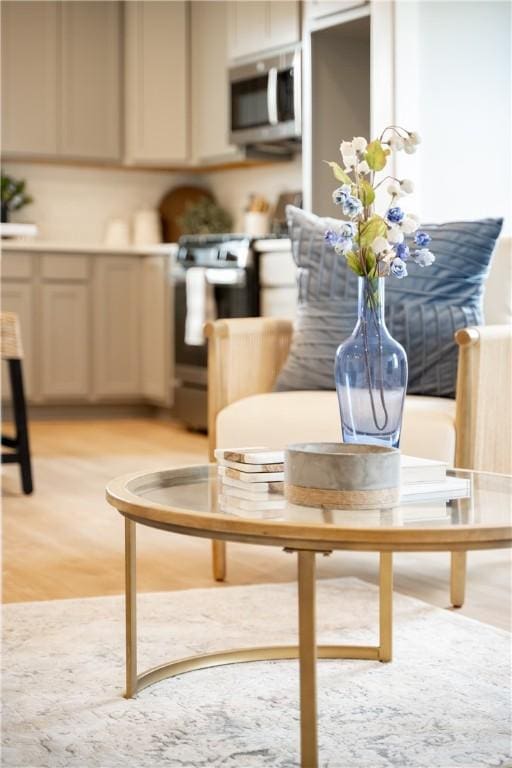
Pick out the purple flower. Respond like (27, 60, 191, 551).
(386, 206, 405, 224)
(395, 242, 410, 261)
(324, 229, 338, 247)
(414, 230, 431, 247)
(390, 257, 408, 279)
(412, 248, 435, 267)
(344, 195, 363, 218)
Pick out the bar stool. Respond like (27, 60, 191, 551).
(1, 312, 33, 494)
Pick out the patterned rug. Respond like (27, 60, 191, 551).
(2, 578, 511, 768)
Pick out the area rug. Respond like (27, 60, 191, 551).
(2, 578, 511, 768)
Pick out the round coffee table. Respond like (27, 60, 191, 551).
(106, 466, 511, 768)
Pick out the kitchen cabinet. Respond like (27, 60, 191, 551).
(40, 282, 89, 399)
(304, 0, 368, 22)
(60, 2, 122, 161)
(191, 1, 240, 164)
(125, 1, 189, 164)
(1, 2, 59, 157)
(1, 0, 121, 161)
(227, 1, 300, 61)
(93, 257, 141, 399)
(141, 256, 172, 405)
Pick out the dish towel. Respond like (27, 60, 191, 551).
(185, 267, 216, 346)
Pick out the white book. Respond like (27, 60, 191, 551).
(400, 455, 448, 484)
(219, 482, 283, 501)
(218, 465, 284, 483)
(220, 474, 284, 494)
(219, 493, 286, 512)
(400, 476, 470, 503)
(217, 458, 284, 473)
(215, 446, 284, 465)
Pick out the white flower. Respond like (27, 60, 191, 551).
(404, 139, 417, 155)
(401, 216, 420, 234)
(372, 236, 391, 255)
(387, 227, 404, 244)
(387, 181, 401, 197)
(352, 136, 368, 153)
(400, 179, 414, 194)
(389, 135, 404, 151)
(340, 140, 354, 159)
(409, 131, 421, 145)
(343, 156, 357, 170)
(357, 160, 370, 175)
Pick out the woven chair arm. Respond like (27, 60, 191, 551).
(205, 317, 293, 458)
(455, 324, 512, 473)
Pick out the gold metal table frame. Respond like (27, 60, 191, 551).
(124, 518, 393, 768)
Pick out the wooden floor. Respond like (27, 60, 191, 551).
(2, 418, 511, 630)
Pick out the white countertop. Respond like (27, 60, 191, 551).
(1, 240, 179, 256)
(252, 238, 291, 253)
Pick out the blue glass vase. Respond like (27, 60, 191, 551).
(335, 276, 408, 448)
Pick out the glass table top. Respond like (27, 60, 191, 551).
(126, 466, 512, 532)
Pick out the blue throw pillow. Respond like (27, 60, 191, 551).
(275, 206, 503, 398)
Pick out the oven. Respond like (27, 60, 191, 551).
(229, 46, 301, 147)
(172, 236, 259, 430)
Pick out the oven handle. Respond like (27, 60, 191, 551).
(267, 67, 278, 126)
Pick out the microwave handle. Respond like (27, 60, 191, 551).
(267, 67, 278, 126)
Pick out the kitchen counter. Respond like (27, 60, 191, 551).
(1, 240, 179, 256)
(252, 238, 291, 253)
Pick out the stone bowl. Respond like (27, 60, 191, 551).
(285, 443, 400, 510)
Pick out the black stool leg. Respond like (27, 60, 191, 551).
(7, 359, 33, 494)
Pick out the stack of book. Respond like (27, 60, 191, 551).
(215, 447, 285, 518)
(400, 455, 470, 502)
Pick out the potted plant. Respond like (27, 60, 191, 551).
(1, 171, 33, 224)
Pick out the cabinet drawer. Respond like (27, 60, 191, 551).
(2, 252, 33, 280)
(41, 254, 89, 280)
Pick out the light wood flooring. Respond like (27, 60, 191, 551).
(2, 418, 511, 630)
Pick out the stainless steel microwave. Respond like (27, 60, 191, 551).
(229, 47, 301, 146)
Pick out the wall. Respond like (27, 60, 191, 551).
(4, 158, 303, 242)
(204, 157, 303, 232)
(3, 162, 194, 243)
(397, 0, 511, 233)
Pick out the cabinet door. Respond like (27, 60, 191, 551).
(125, 1, 189, 164)
(228, 2, 300, 60)
(141, 256, 172, 405)
(1, 282, 35, 401)
(1, 1, 59, 156)
(60, 2, 121, 160)
(93, 258, 141, 399)
(191, 1, 239, 163)
(40, 283, 89, 399)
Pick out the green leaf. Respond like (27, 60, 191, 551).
(324, 161, 352, 185)
(358, 180, 375, 207)
(359, 215, 387, 248)
(365, 247, 377, 276)
(364, 140, 389, 172)
(345, 251, 364, 276)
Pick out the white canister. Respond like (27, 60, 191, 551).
(104, 218, 131, 248)
(133, 209, 162, 246)
(244, 211, 270, 238)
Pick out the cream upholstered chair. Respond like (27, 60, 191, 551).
(206, 237, 512, 601)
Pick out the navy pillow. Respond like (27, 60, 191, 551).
(275, 207, 503, 398)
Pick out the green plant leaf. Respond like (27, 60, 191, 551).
(359, 215, 387, 248)
(365, 247, 377, 277)
(364, 140, 389, 172)
(358, 180, 375, 207)
(345, 250, 364, 276)
(325, 161, 352, 185)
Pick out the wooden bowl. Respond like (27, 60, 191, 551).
(285, 443, 400, 510)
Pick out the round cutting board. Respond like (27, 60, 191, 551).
(159, 185, 214, 243)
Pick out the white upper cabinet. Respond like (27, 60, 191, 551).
(1, 1, 121, 160)
(125, 1, 189, 164)
(304, 1, 367, 23)
(228, 1, 300, 61)
(1, 2, 59, 156)
(191, 1, 239, 163)
(60, 2, 121, 161)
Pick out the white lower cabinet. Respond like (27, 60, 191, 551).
(93, 257, 141, 400)
(40, 282, 89, 399)
(141, 255, 172, 405)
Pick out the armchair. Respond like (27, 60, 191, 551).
(205, 317, 512, 601)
